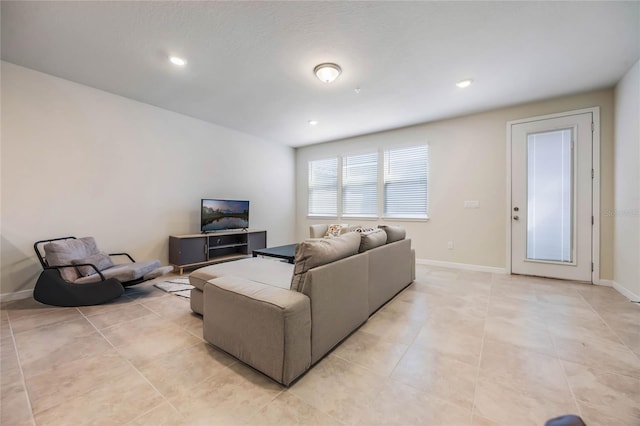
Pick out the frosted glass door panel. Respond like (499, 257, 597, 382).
(526, 129, 573, 262)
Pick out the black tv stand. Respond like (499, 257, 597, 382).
(169, 229, 267, 275)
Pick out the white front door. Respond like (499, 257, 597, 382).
(511, 112, 593, 282)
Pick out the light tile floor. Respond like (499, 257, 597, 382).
(1, 265, 639, 425)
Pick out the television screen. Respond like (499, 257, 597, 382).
(201, 199, 249, 232)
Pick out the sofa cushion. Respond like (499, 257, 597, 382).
(378, 225, 406, 243)
(44, 237, 100, 282)
(72, 253, 114, 277)
(190, 258, 293, 291)
(324, 223, 349, 238)
(358, 229, 387, 252)
(290, 231, 361, 292)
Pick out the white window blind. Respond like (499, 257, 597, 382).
(384, 145, 429, 218)
(342, 152, 378, 217)
(308, 158, 338, 216)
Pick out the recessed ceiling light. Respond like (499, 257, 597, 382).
(308, 120, 319, 126)
(169, 56, 187, 66)
(456, 79, 473, 88)
(314, 63, 341, 83)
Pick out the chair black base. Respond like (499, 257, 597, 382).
(33, 269, 124, 307)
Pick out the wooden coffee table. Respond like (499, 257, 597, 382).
(252, 243, 297, 264)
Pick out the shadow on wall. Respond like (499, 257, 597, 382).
(1, 235, 41, 296)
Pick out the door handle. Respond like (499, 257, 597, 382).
(513, 215, 519, 220)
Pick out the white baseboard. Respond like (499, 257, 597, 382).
(612, 281, 640, 303)
(594, 279, 613, 287)
(0, 289, 33, 303)
(416, 258, 507, 274)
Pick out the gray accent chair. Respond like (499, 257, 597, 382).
(33, 236, 171, 306)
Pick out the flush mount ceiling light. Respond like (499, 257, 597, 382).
(308, 120, 319, 126)
(169, 56, 187, 66)
(456, 79, 473, 88)
(314, 63, 341, 83)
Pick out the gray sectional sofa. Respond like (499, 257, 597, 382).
(188, 225, 415, 385)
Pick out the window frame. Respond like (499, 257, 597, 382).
(341, 151, 379, 218)
(382, 144, 429, 220)
(306, 144, 429, 221)
(307, 157, 339, 218)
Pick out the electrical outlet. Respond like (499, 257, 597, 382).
(447, 241, 454, 250)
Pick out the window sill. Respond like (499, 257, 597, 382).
(307, 215, 338, 220)
(382, 216, 430, 222)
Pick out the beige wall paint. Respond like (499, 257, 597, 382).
(613, 60, 640, 300)
(296, 89, 615, 279)
(1, 62, 296, 296)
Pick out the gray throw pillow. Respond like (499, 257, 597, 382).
(44, 237, 99, 282)
(290, 232, 361, 292)
(72, 253, 114, 277)
(378, 225, 406, 243)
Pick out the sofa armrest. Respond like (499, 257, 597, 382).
(309, 224, 329, 238)
(203, 276, 311, 385)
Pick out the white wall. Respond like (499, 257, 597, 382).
(296, 89, 615, 277)
(613, 59, 640, 301)
(1, 62, 295, 297)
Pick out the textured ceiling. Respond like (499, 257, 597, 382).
(2, 1, 639, 147)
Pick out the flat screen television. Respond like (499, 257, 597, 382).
(201, 199, 249, 233)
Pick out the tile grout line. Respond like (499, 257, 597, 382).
(287, 353, 388, 426)
(6, 310, 38, 426)
(468, 275, 494, 426)
(352, 280, 433, 382)
(80, 289, 247, 424)
(137, 296, 205, 342)
(542, 303, 584, 420)
(577, 290, 640, 364)
(77, 305, 185, 423)
(242, 388, 287, 425)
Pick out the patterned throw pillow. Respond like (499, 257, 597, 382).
(353, 226, 376, 233)
(324, 224, 348, 238)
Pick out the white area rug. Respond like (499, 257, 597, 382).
(155, 277, 193, 298)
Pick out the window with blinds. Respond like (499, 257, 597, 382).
(384, 145, 429, 218)
(308, 158, 338, 216)
(342, 152, 378, 217)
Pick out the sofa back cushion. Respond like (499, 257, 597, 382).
(378, 225, 406, 243)
(358, 229, 387, 252)
(290, 232, 361, 292)
(43, 237, 100, 282)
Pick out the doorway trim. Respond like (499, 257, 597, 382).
(506, 107, 601, 284)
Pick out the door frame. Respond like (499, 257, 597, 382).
(506, 107, 601, 283)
